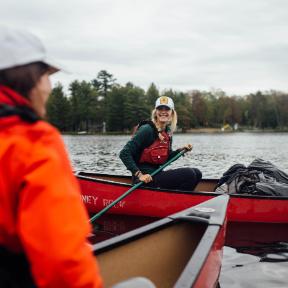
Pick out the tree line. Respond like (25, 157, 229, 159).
(47, 70, 288, 133)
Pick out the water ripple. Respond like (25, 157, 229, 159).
(63, 133, 288, 178)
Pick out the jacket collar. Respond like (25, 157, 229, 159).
(0, 85, 31, 107)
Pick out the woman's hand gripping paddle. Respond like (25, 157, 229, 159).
(89, 149, 189, 223)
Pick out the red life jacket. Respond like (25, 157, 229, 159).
(139, 130, 171, 165)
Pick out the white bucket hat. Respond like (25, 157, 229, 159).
(155, 96, 174, 110)
(0, 26, 60, 73)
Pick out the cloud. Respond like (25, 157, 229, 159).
(1, 0, 288, 95)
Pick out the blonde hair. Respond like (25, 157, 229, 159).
(151, 108, 177, 133)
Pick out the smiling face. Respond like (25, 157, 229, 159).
(28, 72, 52, 118)
(155, 106, 172, 125)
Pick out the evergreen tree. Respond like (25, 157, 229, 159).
(69, 80, 99, 132)
(191, 91, 208, 127)
(106, 86, 125, 131)
(106, 83, 150, 132)
(123, 82, 150, 130)
(91, 70, 116, 127)
(92, 70, 116, 99)
(274, 92, 288, 128)
(47, 83, 71, 131)
(146, 83, 159, 108)
(45, 72, 288, 132)
(172, 91, 191, 132)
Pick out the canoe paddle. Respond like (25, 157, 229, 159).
(90, 149, 188, 223)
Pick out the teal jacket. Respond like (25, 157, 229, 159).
(119, 123, 179, 175)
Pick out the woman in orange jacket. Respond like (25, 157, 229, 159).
(0, 27, 103, 288)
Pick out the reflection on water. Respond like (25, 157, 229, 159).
(220, 246, 288, 288)
(220, 222, 288, 288)
(239, 242, 288, 262)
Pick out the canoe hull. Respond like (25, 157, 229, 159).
(94, 195, 229, 288)
(77, 172, 288, 223)
(192, 225, 225, 288)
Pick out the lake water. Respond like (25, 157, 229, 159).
(63, 132, 288, 288)
(63, 132, 288, 178)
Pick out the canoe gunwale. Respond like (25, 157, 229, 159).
(77, 173, 221, 196)
(93, 196, 229, 253)
(77, 172, 288, 200)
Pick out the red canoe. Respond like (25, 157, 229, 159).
(93, 195, 229, 288)
(77, 171, 288, 223)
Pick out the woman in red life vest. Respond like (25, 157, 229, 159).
(120, 96, 202, 191)
(0, 27, 102, 288)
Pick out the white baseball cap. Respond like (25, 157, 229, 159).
(0, 26, 60, 74)
(155, 96, 174, 110)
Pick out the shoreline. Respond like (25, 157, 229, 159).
(62, 128, 288, 135)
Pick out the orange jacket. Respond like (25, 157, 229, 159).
(0, 86, 103, 288)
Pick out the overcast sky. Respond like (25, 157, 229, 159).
(1, 0, 288, 95)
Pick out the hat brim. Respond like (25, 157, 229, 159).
(42, 57, 62, 75)
(47, 65, 60, 75)
(155, 104, 173, 110)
